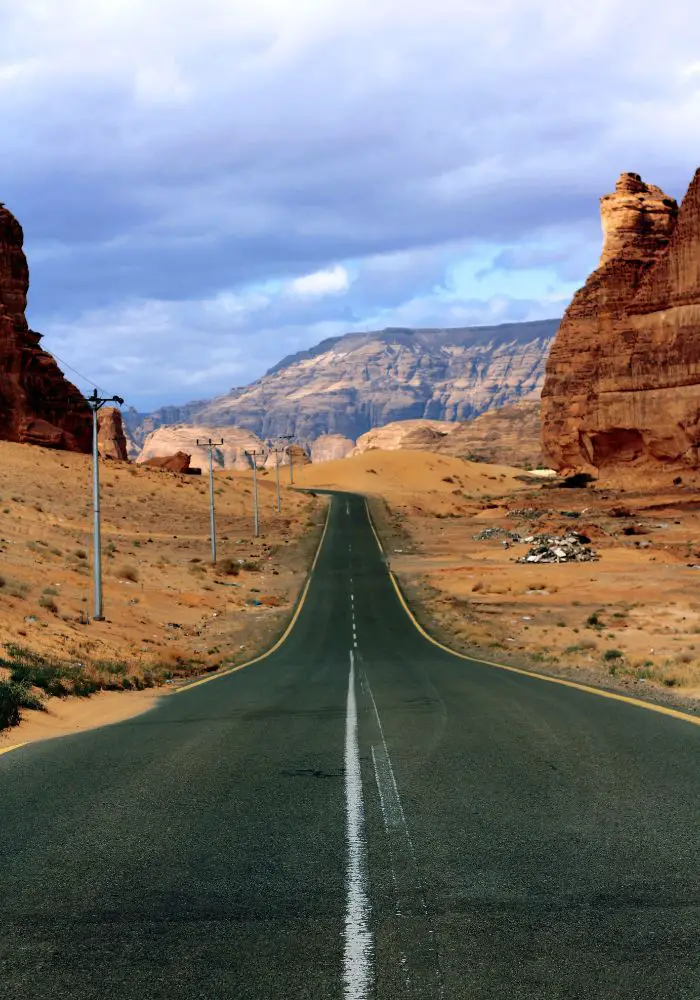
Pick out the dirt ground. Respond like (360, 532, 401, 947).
(0, 441, 325, 741)
(299, 448, 700, 709)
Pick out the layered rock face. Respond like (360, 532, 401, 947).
(97, 407, 128, 460)
(541, 170, 700, 475)
(0, 204, 91, 451)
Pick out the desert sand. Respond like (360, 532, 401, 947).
(296, 449, 527, 506)
(0, 688, 160, 750)
(0, 441, 324, 740)
(299, 449, 700, 706)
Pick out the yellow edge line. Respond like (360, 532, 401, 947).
(0, 742, 27, 757)
(173, 501, 331, 695)
(364, 499, 700, 729)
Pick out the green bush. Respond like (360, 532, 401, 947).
(0, 680, 23, 729)
(603, 649, 623, 661)
(0, 680, 44, 730)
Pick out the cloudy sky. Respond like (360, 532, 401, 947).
(2, 0, 699, 410)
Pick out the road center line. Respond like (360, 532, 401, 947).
(343, 650, 373, 1000)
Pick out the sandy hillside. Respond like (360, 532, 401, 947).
(295, 449, 529, 511)
(369, 477, 700, 706)
(0, 441, 324, 741)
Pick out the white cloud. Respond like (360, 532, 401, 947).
(288, 265, 351, 298)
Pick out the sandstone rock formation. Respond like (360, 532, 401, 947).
(436, 401, 544, 468)
(541, 169, 700, 476)
(142, 451, 193, 473)
(124, 319, 558, 448)
(97, 407, 128, 461)
(0, 203, 92, 451)
(599, 172, 678, 267)
(137, 424, 264, 471)
(348, 403, 543, 469)
(353, 420, 455, 454)
(310, 434, 356, 463)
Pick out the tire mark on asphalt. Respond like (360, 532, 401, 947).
(363, 667, 445, 998)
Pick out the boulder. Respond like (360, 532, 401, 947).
(142, 451, 193, 473)
(97, 407, 128, 460)
(541, 169, 700, 476)
(0, 203, 92, 451)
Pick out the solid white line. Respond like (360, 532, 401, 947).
(343, 650, 373, 1000)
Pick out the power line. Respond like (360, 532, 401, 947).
(50, 350, 107, 398)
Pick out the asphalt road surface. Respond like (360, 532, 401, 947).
(1, 494, 699, 999)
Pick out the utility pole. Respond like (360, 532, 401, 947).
(267, 443, 284, 513)
(245, 450, 265, 537)
(281, 434, 294, 485)
(197, 438, 224, 563)
(87, 389, 124, 621)
(273, 447, 281, 513)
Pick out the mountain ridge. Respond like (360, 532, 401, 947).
(124, 318, 560, 452)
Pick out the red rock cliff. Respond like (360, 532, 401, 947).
(0, 203, 92, 452)
(541, 170, 700, 475)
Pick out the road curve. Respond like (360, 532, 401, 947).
(1, 493, 698, 999)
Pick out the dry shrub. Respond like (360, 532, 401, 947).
(118, 564, 140, 582)
(216, 558, 240, 576)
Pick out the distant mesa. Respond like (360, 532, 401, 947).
(542, 168, 700, 477)
(0, 203, 92, 452)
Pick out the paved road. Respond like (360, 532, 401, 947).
(1, 494, 699, 999)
